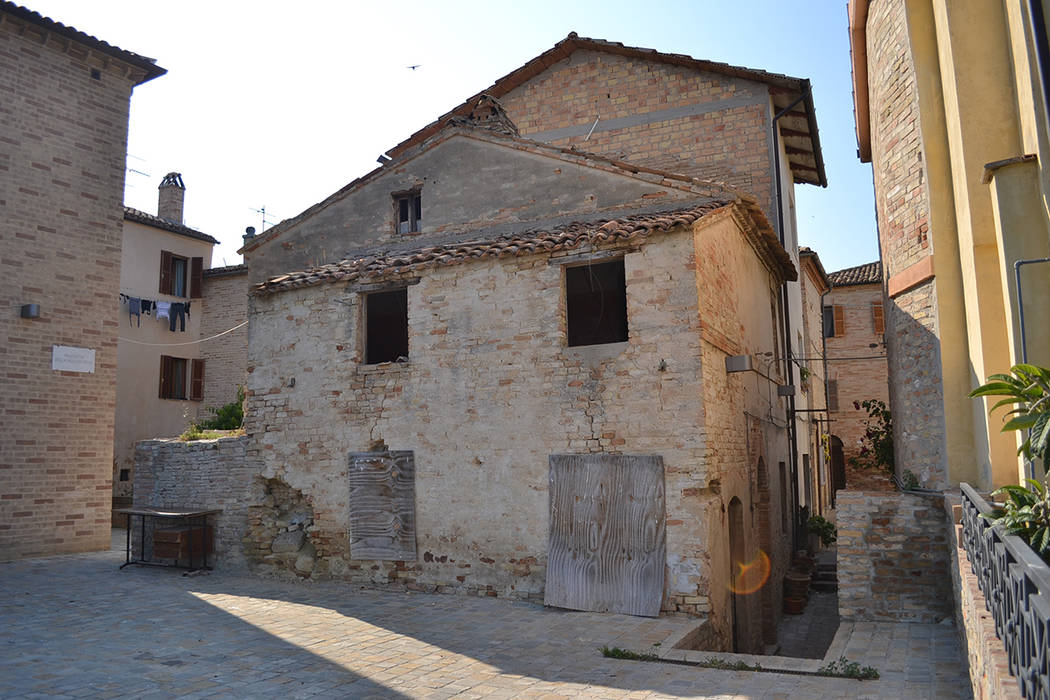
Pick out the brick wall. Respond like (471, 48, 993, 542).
(836, 490, 953, 622)
(199, 267, 249, 413)
(0, 14, 148, 560)
(133, 436, 262, 568)
(865, 0, 950, 489)
(826, 283, 890, 464)
(501, 49, 774, 219)
(944, 495, 1022, 700)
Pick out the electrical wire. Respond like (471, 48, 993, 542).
(118, 320, 247, 347)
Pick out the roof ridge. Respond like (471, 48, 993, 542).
(124, 206, 220, 245)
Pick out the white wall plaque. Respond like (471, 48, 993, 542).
(51, 345, 96, 373)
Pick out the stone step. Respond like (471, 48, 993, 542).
(811, 580, 838, 593)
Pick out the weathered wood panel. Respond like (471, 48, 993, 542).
(347, 450, 417, 560)
(545, 454, 665, 617)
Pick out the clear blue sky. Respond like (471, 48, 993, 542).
(25, 1, 877, 274)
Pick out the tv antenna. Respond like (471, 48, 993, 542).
(250, 205, 279, 232)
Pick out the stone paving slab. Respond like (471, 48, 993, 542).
(0, 532, 972, 698)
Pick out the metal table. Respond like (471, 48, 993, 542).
(116, 507, 220, 572)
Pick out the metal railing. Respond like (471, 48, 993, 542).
(960, 483, 1050, 700)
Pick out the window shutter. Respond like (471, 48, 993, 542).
(190, 257, 203, 299)
(159, 251, 172, 295)
(833, 305, 845, 337)
(159, 355, 172, 399)
(190, 359, 205, 401)
(872, 301, 885, 334)
(827, 379, 839, 411)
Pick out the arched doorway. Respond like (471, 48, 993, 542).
(728, 496, 746, 653)
(830, 435, 846, 497)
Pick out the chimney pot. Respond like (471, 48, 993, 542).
(158, 172, 185, 224)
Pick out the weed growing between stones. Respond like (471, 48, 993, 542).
(816, 657, 880, 680)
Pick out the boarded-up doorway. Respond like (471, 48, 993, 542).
(347, 450, 417, 561)
(545, 454, 665, 617)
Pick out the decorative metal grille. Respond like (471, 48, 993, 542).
(960, 483, 1050, 700)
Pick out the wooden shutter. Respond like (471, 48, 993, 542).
(190, 257, 203, 299)
(872, 301, 885, 334)
(833, 305, 845, 337)
(190, 359, 205, 401)
(828, 379, 839, 411)
(159, 251, 172, 295)
(159, 355, 173, 399)
(347, 451, 417, 560)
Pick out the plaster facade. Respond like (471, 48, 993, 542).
(0, 4, 162, 560)
(113, 210, 214, 500)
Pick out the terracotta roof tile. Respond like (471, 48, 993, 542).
(124, 207, 220, 245)
(253, 201, 783, 296)
(828, 260, 881, 287)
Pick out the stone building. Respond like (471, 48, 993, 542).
(138, 36, 829, 654)
(0, 2, 164, 560)
(824, 261, 891, 489)
(798, 248, 832, 505)
(849, 0, 1050, 489)
(112, 175, 217, 515)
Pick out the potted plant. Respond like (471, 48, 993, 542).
(970, 363, 1050, 560)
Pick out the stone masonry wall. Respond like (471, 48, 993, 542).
(826, 283, 890, 463)
(0, 14, 145, 560)
(199, 267, 249, 414)
(836, 490, 953, 622)
(133, 436, 262, 569)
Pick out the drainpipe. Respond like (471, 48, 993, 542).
(1014, 257, 1050, 364)
(1012, 257, 1045, 482)
(819, 288, 831, 509)
(771, 87, 810, 552)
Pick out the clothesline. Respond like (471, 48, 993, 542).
(118, 320, 248, 347)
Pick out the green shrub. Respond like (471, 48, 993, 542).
(196, 387, 244, 430)
(807, 514, 837, 546)
(848, 399, 894, 474)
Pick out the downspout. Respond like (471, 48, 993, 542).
(1014, 257, 1050, 480)
(820, 288, 832, 507)
(771, 86, 811, 551)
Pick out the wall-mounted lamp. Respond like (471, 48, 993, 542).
(20, 304, 39, 319)
(725, 354, 753, 373)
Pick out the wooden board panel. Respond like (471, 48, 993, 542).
(545, 454, 665, 617)
(347, 450, 417, 561)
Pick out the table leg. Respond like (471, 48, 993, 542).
(120, 512, 132, 569)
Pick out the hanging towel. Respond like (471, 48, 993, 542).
(155, 301, 171, 320)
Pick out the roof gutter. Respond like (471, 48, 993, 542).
(849, 0, 872, 162)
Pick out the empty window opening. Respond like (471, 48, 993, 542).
(566, 260, 628, 347)
(119, 469, 130, 482)
(366, 288, 408, 363)
(395, 193, 422, 234)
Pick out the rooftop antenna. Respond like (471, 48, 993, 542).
(249, 205, 279, 232)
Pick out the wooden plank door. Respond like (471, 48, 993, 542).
(347, 450, 417, 561)
(545, 454, 665, 617)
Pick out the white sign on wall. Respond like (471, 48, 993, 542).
(51, 345, 96, 373)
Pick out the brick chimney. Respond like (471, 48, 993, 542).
(157, 172, 185, 223)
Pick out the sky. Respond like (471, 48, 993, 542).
(25, 1, 879, 273)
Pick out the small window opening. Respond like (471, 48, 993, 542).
(90, 68, 102, 80)
(822, 305, 835, 338)
(365, 288, 408, 363)
(119, 469, 130, 482)
(566, 259, 628, 347)
(395, 193, 422, 234)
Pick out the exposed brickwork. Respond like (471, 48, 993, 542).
(826, 283, 890, 463)
(944, 495, 1022, 700)
(0, 12, 152, 560)
(500, 49, 774, 220)
(864, 0, 949, 489)
(836, 490, 953, 622)
(200, 268, 249, 411)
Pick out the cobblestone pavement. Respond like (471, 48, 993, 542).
(0, 533, 972, 699)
